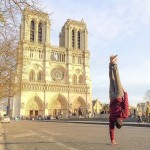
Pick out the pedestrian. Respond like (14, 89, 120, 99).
(109, 55, 129, 146)
(85, 108, 89, 118)
(145, 101, 150, 123)
(78, 107, 82, 118)
(133, 109, 136, 118)
(136, 103, 142, 123)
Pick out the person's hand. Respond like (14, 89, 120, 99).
(111, 140, 118, 146)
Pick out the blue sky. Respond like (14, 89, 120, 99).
(42, 0, 150, 106)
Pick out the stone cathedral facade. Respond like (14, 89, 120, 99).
(13, 8, 92, 118)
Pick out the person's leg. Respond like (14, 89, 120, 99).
(140, 116, 142, 122)
(138, 116, 142, 123)
(109, 64, 116, 100)
(137, 116, 140, 123)
(109, 56, 124, 100)
(112, 64, 124, 98)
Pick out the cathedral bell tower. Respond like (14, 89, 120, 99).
(13, 8, 51, 117)
(59, 19, 92, 112)
(59, 19, 88, 51)
(20, 7, 50, 44)
(59, 19, 90, 85)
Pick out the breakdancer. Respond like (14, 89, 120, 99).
(109, 55, 129, 145)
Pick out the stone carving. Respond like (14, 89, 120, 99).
(30, 101, 38, 110)
(23, 67, 28, 73)
(46, 71, 49, 76)
(76, 69, 81, 75)
(33, 64, 39, 70)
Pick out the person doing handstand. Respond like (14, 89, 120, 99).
(109, 55, 129, 146)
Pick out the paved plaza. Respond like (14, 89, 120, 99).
(0, 120, 150, 150)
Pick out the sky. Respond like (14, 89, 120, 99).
(42, 0, 150, 106)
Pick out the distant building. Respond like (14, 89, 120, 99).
(92, 99, 103, 115)
(139, 101, 150, 115)
(12, 8, 92, 118)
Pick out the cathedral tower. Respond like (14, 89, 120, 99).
(20, 7, 50, 44)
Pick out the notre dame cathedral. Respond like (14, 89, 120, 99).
(12, 8, 92, 118)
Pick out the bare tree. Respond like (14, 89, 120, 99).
(0, 0, 46, 115)
(143, 90, 150, 102)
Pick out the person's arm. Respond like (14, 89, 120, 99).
(109, 120, 115, 141)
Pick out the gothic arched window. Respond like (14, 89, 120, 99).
(77, 31, 80, 49)
(72, 30, 75, 48)
(63, 53, 65, 62)
(38, 22, 42, 43)
(38, 50, 44, 59)
(29, 70, 35, 81)
(79, 75, 83, 84)
(30, 20, 35, 42)
(30, 49, 34, 58)
(37, 71, 42, 81)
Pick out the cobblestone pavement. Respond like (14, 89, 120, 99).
(1, 120, 150, 150)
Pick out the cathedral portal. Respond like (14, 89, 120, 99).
(48, 94, 68, 116)
(26, 96, 44, 117)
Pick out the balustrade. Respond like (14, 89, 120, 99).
(22, 82, 89, 93)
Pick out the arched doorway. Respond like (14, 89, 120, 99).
(49, 94, 68, 117)
(72, 96, 86, 115)
(26, 96, 44, 117)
